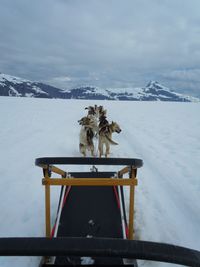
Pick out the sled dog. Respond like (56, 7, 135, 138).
(78, 116, 96, 157)
(85, 105, 107, 119)
(98, 121, 121, 158)
(84, 105, 107, 135)
(97, 105, 107, 118)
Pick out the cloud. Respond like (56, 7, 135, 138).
(163, 69, 200, 82)
(0, 0, 200, 95)
(159, 68, 200, 96)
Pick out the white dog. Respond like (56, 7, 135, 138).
(78, 116, 96, 157)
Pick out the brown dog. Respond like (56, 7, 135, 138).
(98, 121, 121, 157)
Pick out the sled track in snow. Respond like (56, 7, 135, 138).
(120, 125, 200, 249)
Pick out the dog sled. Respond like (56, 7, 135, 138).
(0, 157, 200, 267)
(37, 157, 142, 266)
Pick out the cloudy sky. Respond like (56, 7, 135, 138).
(0, 0, 200, 95)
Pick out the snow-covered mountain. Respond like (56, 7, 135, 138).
(0, 73, 65, 98)
(64, 81, 198, 102)
(0, 73, 198, 102)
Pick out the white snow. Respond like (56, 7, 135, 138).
(31, 85, 48, 95)
(0, 96, 200, 267)
(147, 81, 171, 91)
(82, 86, 146, 100)
(8, 86, 22, 97)
(0, 73, 29, 84)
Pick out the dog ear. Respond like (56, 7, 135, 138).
(78, 117, 85, 125)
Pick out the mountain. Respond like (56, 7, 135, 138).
(0, 73, 198, 102)
(0, 73, 66, 98)
(63, 81, 198, 102)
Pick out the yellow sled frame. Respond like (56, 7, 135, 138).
(36, 158, 141, 240)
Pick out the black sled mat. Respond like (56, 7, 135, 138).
(54, 171, 125, 265)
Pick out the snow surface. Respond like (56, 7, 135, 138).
(0, 96, 200, 267)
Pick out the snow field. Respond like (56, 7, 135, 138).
(0, 97, 200, 267)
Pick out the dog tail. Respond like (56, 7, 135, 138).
(105, 135, 118, 145)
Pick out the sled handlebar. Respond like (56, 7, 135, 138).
(35, 157, 143, 168)
(0, 237, 199, 266)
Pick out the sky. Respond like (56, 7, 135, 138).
(0, 0, 200, 96)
